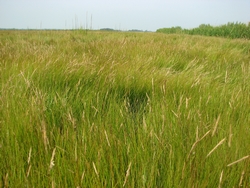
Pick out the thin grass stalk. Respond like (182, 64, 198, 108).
(227, 155, 249, 167)
(206, 138, 226, 158)
(123, 162, 132, 187)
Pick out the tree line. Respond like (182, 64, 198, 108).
(157, 22, 250, 39)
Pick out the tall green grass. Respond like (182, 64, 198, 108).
(0, 30, 250, 187)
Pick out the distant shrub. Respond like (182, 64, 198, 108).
(157, 26, 183, 34)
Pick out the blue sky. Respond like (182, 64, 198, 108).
(0, 0, 250, 31)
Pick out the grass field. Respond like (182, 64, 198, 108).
(0, 30, 250, 187)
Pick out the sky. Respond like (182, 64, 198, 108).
(0, 0, 250, 31)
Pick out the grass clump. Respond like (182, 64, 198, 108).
(0, 30, 250, 187)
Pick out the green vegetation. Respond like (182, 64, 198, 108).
(157, 22, 250, 39)
(1, 30, 250, 187)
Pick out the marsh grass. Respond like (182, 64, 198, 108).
(0, 30, 250, 187)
